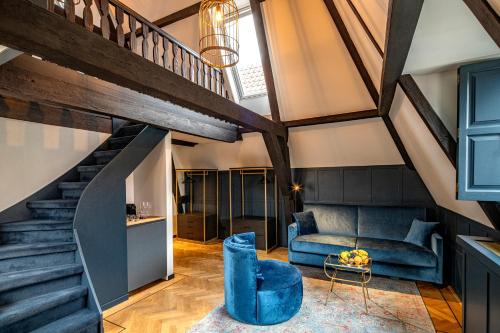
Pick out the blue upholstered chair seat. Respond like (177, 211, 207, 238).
(290, 234, 356, 255)
(256, 260, 303, 325)
(224, 233, 303, 325)
(258, 260, 302, 291)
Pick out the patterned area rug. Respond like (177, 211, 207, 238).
(189, 273, 435, 333)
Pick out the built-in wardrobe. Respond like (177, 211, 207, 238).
(175, 169, 218, 243)
(229, 167, 278, 252)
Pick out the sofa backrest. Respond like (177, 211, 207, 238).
(304, 204, 358, 237)
(357, 206, 426, 241)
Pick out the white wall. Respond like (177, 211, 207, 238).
(173, 132, 271, 170)
(0, 118, 109, 212)
(412, 70, 459, 140)
(125, 134, 174, 276)
(173, 119, 403, 170)
(404, 0, 500, 74)
(389, 86, 492, 228)
(288, 118, 403, 168)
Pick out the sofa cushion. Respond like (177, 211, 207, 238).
(356, 237, 437, 268)
(291, 234, 356, 256)
(357, 206, 426, 241)
(404, 219, 439, 248)
(292, 211, 318, 235)
(304, 204, 358, 237)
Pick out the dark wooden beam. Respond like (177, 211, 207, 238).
(346, 0, 383, 57)
(398, 75, 457, 165)
(0, 95, 112, 133)
(284, 109, 379, 128)
(378, 0, 424, 116)
(250, 0, 293, 224)
(172, 139, 198, 147)
(0, 0, 286, 137)
(323, 0, 379, 106)
(463, 0, 500, 47)
(250, 0, 281, 122)
(382, 115, 414, 169)
(0, 55, 238, 142)
(126, 2, 201, 40)
(262, 132, 294, 224)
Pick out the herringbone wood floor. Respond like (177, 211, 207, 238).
(104, 239, 461, 333)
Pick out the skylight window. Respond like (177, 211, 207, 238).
(231, 13, 267, 99)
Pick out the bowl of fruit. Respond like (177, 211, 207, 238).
(338, 249, 370, 266)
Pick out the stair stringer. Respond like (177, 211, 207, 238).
(73, 126, 168, 310)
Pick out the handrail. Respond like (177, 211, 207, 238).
(48, 0, 228, 97)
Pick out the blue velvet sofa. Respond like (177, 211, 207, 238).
(288, 204, 443, 284)
(224, 232, 303, 325)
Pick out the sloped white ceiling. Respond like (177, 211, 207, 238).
(405, 0, 500, 74)
(262, 0, 375, 121)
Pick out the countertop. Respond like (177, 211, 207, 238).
(127, 216, 166, 227)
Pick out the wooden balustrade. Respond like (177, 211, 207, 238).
(48, 0, 226, 97)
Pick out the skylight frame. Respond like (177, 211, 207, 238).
(229, 7, 268, 101)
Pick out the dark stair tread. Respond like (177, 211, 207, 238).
(93, 149, 121, 157)
(0, 286, 87, 328)
(0, 263, 83, 292)
(30, 309, 100, 333)
(77, 165, 106, 172)
(0, 220, 73, 231)
(0, 242, 77, 260)
(58, 182, 89, 190)
(27, 200, 79, 209)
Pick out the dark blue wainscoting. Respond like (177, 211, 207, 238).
(218, 165, 434, 247)
(434, 207, 500, 298)
(292, 165, 434, 208)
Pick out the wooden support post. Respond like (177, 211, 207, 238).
(378, 0, 424, 116)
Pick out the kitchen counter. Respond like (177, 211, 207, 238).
(127, 216, 166, 227)
(127, 217, 167, 292)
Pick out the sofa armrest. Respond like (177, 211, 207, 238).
(288, 223, 298, 249)
(431, 232, 443, 256)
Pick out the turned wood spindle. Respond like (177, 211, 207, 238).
(129, 16, 137, 52)
(63, 0, 75, 22)
(163, 37, 169, 69)
(153, 31, 159, 64)
(142, 23, 149, 59)
(83, 0, 94, 32)
(116, 8, 125, 47)
(100, 0, 110, 40)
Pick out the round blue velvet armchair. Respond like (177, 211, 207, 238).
(223, 232, 303, 325)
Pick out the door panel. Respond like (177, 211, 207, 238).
(458, 59, 500, 201)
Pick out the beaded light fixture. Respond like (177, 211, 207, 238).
(199, 0, 239, 69)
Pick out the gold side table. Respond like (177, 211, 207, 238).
(323, 254, 372, 313)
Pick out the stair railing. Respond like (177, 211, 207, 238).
(46, 0, 229, 98)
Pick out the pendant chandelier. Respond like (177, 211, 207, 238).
(199, 0, 239, 69)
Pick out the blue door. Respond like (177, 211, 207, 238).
(458, 59, 500, 201)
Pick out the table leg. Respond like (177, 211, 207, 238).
(325, 269, 337, 305)
(361, 272, 368, 313)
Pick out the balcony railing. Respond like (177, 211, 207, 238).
(48, 0, 228, 98)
